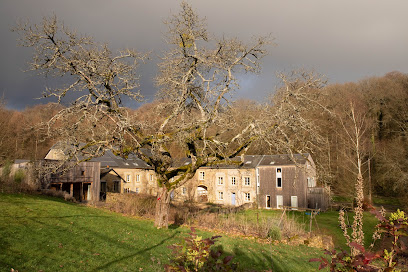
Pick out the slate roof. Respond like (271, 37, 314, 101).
(200, 153, 310, 169)
(258, 153, 311, 166)
(14, 159, 30, 164)
(200, 155, 263, 169)
(45, 142, 310, 170)
(90, 150, 152, 169)
(100, 168, 127, 182)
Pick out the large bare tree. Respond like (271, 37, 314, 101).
(14, 2, 270, 228)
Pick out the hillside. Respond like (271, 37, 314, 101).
(0, 193, 324, 271)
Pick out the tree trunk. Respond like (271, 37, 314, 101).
(154, 186, 171, 228)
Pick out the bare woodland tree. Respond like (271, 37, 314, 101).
(14, 2, 270, 228)
(257, 70, 331, 184)
(337, 102, 372, 255)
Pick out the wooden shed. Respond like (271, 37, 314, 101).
(47, 161, 101, 202)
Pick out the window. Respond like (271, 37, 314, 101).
(135, 188, 139, 193)
(231, 176, 236, 185)
(150, 174, 154, 181)
(199, 171, 205, 180)
(218, 176, 224, 185)
(182, 187, 187, 195)
(136, 174, 140, 183)
(244, 177, 250, 186)
(276, 168, 282, 188)
(307, 177, 316, 187)
(124, 188, 130, 193)
(126, 174, 131, 182)
(218, 191, 224, 200)
(277, 177, 282, 188)
(245, 193, 251, 202)
(81, 170, 85, 176)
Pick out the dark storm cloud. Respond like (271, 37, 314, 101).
(1, 0, 408, 109)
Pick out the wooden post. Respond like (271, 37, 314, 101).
(80, 182, 83, 201)
(70, 183, 73, 197)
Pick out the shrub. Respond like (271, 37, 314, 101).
(267, 225, 282, 241)
(14, 169, 25, 184)
(165, 227, 236, 272)
(105, 193, 156, 217)
(41, 189, 76, 202)
(310, 207, 408, 271)
(1, 160, 12, 183)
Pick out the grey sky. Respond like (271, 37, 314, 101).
(1, 0, 408, 110)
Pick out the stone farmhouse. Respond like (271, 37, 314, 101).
(36, 144, 328, 210)
(172, 153, 327, 210)
(43, 144, 156, 202)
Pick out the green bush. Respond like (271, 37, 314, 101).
(1, 160, 12, 183)
(267, 225, 282, 241)
(14, 169, 25, 184)
(165, 227, 236, 272)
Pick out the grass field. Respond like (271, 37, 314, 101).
(0, 193, 325, 272)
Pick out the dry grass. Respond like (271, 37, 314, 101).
(171, 202, 306, 241)
(104, 193, 156, 218)
(41, 189, 76, 202)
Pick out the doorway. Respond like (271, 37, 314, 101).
(197, 185, 208, 202)
(231, 192, 236, 206)
(276, 195, 283, 209)
(291, 196, 298, 210)
(266, 195, 271, 208)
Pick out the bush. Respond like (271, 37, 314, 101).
(105, 193, 156, 217)
(165, 227, 236, 272)
(267, 225, 282, 241)
(1, 160, 12, 183)
(41, 189, 76, 202)
(14, 169, 25, 184)
(310, 208, 408, 271)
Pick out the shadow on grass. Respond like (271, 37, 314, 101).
(91, 232, 179, 271)
(0, 214, 108, 219)
(168, 223, 181, 229)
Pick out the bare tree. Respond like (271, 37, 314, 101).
(14, 2, 270, 228)
(142, 2, 270, 227)
(257, 70, 331, 185)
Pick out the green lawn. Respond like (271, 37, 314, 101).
(0, 193, 324, 272)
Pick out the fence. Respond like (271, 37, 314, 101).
(307, 187, 330, 211)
